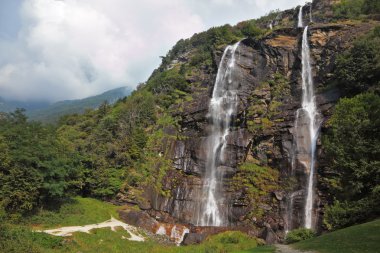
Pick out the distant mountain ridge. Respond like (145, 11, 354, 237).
(0, 87, 132, 123)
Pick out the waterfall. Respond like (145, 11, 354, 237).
(197, 41, 241, 226)
(298, 6, 303, 28)
(292, 26, 320, 229)
(310, 1, 313, 22)
(269, 21, 273, 30)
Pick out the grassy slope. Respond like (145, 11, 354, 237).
(293, 219, 380, 253)
(27, 197, 120, 229)
(12, 197, 264, 253)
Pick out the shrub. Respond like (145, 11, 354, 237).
(333, 0, 365, 19)
(324, 195, 380, 231)
(285, 228, 316, 244)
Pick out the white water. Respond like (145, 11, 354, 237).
(298, 26, 320, 229)
(298, 6, 303, 28)
(198, 41, 241, 226)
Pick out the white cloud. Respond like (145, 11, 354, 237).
(0, 0, 308, 102)
(0, 0, 204, 101)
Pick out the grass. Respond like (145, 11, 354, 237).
(21, 229, 262, 253)
(26, 197, 120, 228)
(293, 219, 380, 253)
(1, 197, 266, 253)
(233, 245, 275, 253)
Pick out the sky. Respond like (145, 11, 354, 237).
(0, 0, 308, 102)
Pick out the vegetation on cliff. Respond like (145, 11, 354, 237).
(321, 25, 380, 231)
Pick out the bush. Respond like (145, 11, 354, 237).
(324, 194, 380, 231)
(285, 228, 316, 244)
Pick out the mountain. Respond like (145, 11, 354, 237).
(23, 86, 130, 122)
(27, 86, 132, 122)
(0, 87, 132, 123)
(0, 97, 50, 113)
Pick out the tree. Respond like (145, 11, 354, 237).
(323, 93, 380, 229)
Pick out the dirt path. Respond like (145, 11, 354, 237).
(275, 244, 316, 253)
(39, 217, 145, 241)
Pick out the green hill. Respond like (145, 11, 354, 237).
(293, 219, 380, 253)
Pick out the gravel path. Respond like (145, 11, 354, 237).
(275, 244, 316, 253)
(39, 217, 145, 241)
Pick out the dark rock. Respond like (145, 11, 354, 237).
(262, 227, 279, 244)
(182, 233, 207, 245)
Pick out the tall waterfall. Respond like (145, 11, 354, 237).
(197, 41, 241, 226)
(292, 26, 320, 229)
(298, 6, 303, 28)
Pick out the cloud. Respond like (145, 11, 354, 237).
(0, 0, 308, 102)
(0, 0, 204, 101)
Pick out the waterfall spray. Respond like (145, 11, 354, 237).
(197, 41, 241, 226)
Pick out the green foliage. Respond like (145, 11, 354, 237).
(334, 27, 380, 95)
(146, 68, 189, 108)
(236, 20, 265, 38)
(333, 0, 380, 19)
(323, 199, 378, 231)
(323, 27, 380, 232)
(324, 93, 380, 199)
(138, 114, 179, 196)
(293, 219, 380, 253)
(333, 0, 366, 19)
(0, 110, 80, 215)
(323, 93, 380, 229)
(56, 90, 156, 199)
(285, 228, 316, 244)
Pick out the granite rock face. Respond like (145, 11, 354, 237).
(118, 0, 378, 243)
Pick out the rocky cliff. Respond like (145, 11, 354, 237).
(118, 0, 379, 243)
